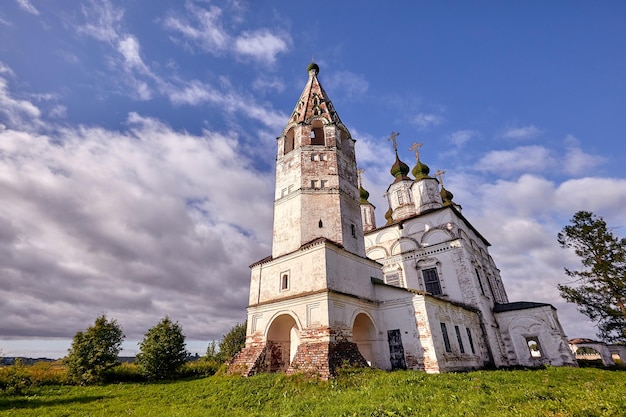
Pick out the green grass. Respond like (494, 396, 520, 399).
(1, 367, 625, 416)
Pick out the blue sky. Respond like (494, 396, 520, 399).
(1, 0, 625, 358)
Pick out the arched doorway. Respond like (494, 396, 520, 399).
(352, 313, 376, 365)
(266, 314, 300, 372)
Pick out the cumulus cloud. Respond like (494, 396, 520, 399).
(501, 125, 542, 140)
(476, 145, 555, 175)
(562, 146, 605, 176)
(234, 30, 289, 64)
(16, 0, 39, 16)
(414, 112, 444, 129)
(0, 112, 274, 343)
(448, 129, 477, 147)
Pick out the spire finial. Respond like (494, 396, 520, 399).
(357, 168, 365, 188)
(435, 169, 446, 185)
(387, 131, 400, 153)
(409, 142, 423, 162)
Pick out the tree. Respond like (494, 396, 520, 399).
(204, 321, 247, 363)
(65, 315, 124, 385)
(218, 321, 247, 362)
(136, 316, 188, 380)
(558, 211, 626, 343)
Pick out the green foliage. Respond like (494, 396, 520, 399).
(205, 321, 247, 363)
(558, 211, 626, 343)
(1, 368, 625, 416)
(218, 321, 247, 362)
(136, 316, 188, 380)
(0, 360, 32, 396)
(64, 315, 125, 385)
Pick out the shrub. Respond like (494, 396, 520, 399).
(0, 359, 33, 395)
(136, 316, 188, 380)
(65, 315, 125, 385)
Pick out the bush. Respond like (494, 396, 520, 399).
(136, 316, 188, 380)
(65, 315, 125, 385)
(0, 360, 33, 395)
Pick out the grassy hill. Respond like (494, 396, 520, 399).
(1, 367, 625, 416)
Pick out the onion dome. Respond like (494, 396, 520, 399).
(359, 184, 370, 203)
(440, 185, 454, 206)
(307, 62, 320, 75)
(384, 207, 393, 225)
(390, 152, 410, 181)
(412, 159, 431, 180)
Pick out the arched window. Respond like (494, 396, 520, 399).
(284, 127, 295, 154)
(310, 120, 325, 145)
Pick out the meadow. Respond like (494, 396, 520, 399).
(1, 366, 625, 416)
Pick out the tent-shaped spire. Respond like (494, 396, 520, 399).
(288, 62, 343, 125)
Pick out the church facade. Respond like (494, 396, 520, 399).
(229, 63, 576, 378)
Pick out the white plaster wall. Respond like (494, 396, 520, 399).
(495, 307, 577, 367)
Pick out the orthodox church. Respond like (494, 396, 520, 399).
(229, 63, 576, 378)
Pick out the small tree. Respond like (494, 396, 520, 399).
(136, 317, 188, 380)
(65, 315, 124, 385)
(558, 211, 626, 343)
(218, 321, 247, 362)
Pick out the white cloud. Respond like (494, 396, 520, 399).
(562, 146, 605, 176)
(163, 4, 289, 65)
(501, 125, 542, 140)
(163, 4, 229, 53)
(234, 30, 289, 64)
(0, 112, 274, 343)
(476, 145, 555, 175)
(16, 0, 39, 16)
(414, 112, 444, 129)
(252, 76, 285, 93)
(77, 0, 124, 43)
(0, 74, 41, 129)
(118, 35, 147, 71)
(448, 129, 477, 147)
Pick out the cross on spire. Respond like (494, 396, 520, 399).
(435, 169, 446, 186)
(357, 168, 365, 188)
(409, 142, 423, 162)
(387, 131, 400, 152)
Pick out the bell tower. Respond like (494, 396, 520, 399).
(229, 63, 383, 378)
(272, 62, 365, 259)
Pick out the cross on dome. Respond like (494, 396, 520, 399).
(435, 169, 446, 185)
(387, 131, 400, 152)
(409, 142, 423, 161)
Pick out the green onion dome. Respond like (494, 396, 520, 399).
(307, 62, 320, 75)
(412, 159, 431, 180)
(384, 207, 393, 225)
(440, 185, 454, 206)
(390, 152, 410, 179)
(359, 184, 370, 203)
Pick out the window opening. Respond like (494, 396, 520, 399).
(351, 224, 356, 238)
(475, 268, 486, 296)
(455, 325, 465, 354)
(320, 180, 328, 188)
(318, 219, 323, 228)
(397, 190, 404, 205)
(281, 273, 289, 291)
(284, 128, 295, 154)
(423, 268, 442, 295)
(526, 337, 542, 358)
(440, 323, 452, 353)
(466, 328, 476, 354)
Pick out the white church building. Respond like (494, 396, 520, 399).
(229, 63, 576, 378)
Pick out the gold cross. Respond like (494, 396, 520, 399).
(409, 142, 423, 161)
(357, 168, 365, 188)
(387, 131, 400, 152)
(435, 169, 446, 185)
